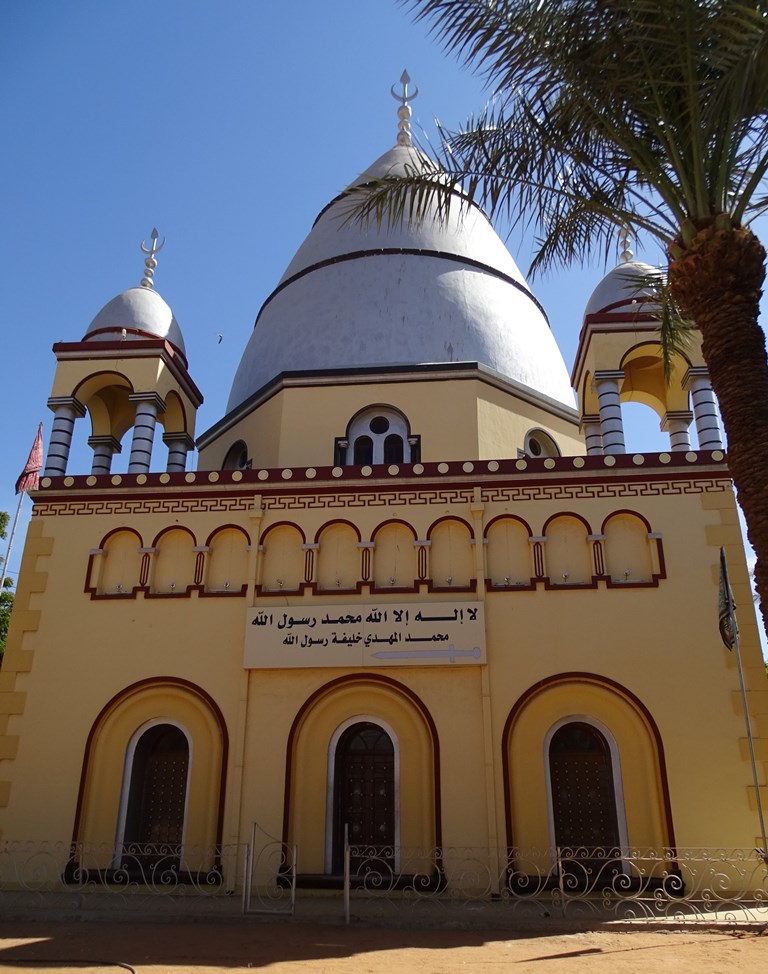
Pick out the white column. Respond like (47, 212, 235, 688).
(684, 368, 724, 450)
(87, 435, 121, 475)
(580, 414, 603, 456)
(661, 411, 693, 451)
(162, 432, 195, 473)
(594, 371, 625, 454)
(127, 393, 165, 474)
(45, 397, 86, 476)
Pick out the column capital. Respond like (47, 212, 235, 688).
(593, 369, 625, 383)
(579, 413, 601, 430)
(162, 431, 196, 450)
(128, 391, 166, 411)
(47, 396, 86, 417)
(660, 410, 693, 432)
(682, 366, 710, 391)
(87, 435, 122, 453)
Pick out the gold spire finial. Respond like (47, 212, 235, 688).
(139, 228, 166, 289)
(390, 70, 419, 147)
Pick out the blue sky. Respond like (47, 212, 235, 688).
(1, 0, 765, 592)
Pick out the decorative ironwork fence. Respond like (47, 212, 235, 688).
(0, 840, 247, 917)
(343, 845, 768, 923)
(2, 840, 766, 923)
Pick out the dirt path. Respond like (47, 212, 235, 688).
(0, 921, 766, 974)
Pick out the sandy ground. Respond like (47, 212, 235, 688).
(0, 921, 766, 974)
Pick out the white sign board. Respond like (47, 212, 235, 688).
(244, 602, 486, 669)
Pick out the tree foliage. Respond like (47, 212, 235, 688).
(353, 0, 768, 636)
(0, 511, 13, 665)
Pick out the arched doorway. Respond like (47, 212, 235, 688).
(121, 723, 190, 872)
(548, 721, 622, 881)
(332, 721, 395, 872)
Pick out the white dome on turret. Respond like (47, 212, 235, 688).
(227, 142, 575, 412)
(83, 286, 187, 361)
(584, 260, 661, 319)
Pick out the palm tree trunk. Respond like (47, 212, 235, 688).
(668, 226, 768, 640)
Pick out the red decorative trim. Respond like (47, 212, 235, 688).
(204, 523, 251, 547)
(194, 550, 205, 585)
(259, 520, 308, 545)
(85, 527, 145, 598)
(542, 510, 594, 535)
(484, 513, 533, 539)
(139, 552, 150, 587)
(501, 672, 677, 861)
(371, 517, 418, 541)
(593, 540, 605, 576)
(281, 673, 442, 854)
(151, 524, 198, 547)
(600, 509, 654, 534)
(313, 519, 362, 544)
(485, 578, 536, 593)
(198, 585, 247, 598)
(425, 578, 477, 594)
(425, 515, 474, 539)
(417, 545, 427, 580)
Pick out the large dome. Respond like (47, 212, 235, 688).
(227, 144, 574, 412)
(83, 286, 187, 360)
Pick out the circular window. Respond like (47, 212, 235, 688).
(369, 416, 390, 434)
(524, 429, 560, 459)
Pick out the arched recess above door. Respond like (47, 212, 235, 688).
(71, 677, 228, 874)
(282, 674, 441, 879)
(502, 673, 675, 865)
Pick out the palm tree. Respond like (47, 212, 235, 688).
(355, 0, 768, 634)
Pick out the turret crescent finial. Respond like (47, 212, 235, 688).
(390, 70, 419, 147)
(139, 227, 166, 289)
(618, 226, 634, 264)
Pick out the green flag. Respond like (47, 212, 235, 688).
(719, 547, 737, 651)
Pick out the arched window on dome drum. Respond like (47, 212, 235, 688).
(524, 428, 560, 459)
(339, 407, 419, 466)
(222, 440, 250, 471)
(353, 436, 373, 465)
(383, 434, 404, 464)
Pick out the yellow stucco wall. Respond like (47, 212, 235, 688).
(1, 452, 765, 886)
(198, 375, 582, 471)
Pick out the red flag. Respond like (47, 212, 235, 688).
(15, 423, 44, 494)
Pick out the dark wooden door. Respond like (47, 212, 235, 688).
(333, 722, 395, 873)
(549, 722, 621, 881)
(122, 724, 189, 873)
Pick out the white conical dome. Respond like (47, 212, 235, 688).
(227, 144, 574, 412)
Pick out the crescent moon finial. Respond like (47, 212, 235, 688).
(139, 227, 166, 289)
(391, 70, 418, 146)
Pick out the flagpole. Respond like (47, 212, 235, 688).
(724, 550, 768, 857)
(1, 490, 25, 591)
